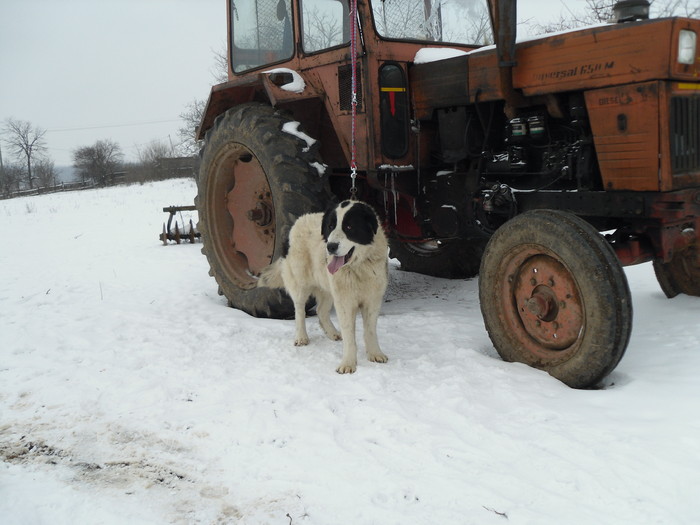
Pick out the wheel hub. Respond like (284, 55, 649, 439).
(226, 162, 275, 276)
(512, 254, 583, 350)
(247, 201, 272, 227)
(207, 143, 275, 289)
(525, 285, 558, 321)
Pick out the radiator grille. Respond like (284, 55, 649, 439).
(338, 64, 363, 111)
(670, 96, 700, 174)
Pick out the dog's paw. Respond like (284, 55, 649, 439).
(329, 332, 342, 342)
(368, 352, 388, 364)
(336, 362, 357, 374)
(294, 337, 309, 346)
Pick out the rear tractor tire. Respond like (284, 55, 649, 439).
(196, 103, 332, 318)
(389, 238, 486, 278)
(653, 246, 700, 298)
(479, 210, 633, 388)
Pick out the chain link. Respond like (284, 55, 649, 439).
(349, 0, 358, 200)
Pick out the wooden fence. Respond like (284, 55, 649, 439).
(1, 180, 94, 200)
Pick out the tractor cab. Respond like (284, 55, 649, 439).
(200, 1, 495, 180)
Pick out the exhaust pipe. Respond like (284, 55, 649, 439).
(613, 0, 650, 23)
(489, 0, 526, 114)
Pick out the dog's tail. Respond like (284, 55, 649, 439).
(256, 258, 285, 289)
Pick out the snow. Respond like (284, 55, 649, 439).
(378, 164, 414, 171)
(262, 68, 306, 94)
(1, 179, 700, 524)
(413, 47, 468, 64)
(309, 162, 327, 176)
(282, 121, 316, 152)
(467, 22, 612, 57)
(516, 22, 610, 43)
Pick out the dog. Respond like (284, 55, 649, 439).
(257, 200, 388, 373)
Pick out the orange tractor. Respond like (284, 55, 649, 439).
(194, 0, 700, 387)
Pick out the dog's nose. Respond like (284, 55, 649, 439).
(327, 242, 339, 255)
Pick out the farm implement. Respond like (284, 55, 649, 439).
(159, 205, 200, 245)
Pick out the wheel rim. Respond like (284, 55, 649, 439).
(405, 240, 443, 255)
(502, 247, 584, 359)
(207, 143, 275, 289)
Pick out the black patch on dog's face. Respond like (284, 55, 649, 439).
(342, 202, 378, 245)
(321, 205, 337, 242)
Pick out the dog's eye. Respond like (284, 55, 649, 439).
(344, 224, 352, 231)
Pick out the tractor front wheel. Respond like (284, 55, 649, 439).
(479, 210, 632, 388)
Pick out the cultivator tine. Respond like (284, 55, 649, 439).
(159, 205, 201, 245)
(189, 219, 196, 243)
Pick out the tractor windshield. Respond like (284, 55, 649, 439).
(371, 0, 493, 45)
(231, 0, 294, 73)
(301, 0, 350, 53)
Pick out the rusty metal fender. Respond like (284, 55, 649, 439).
(196, 72, 324, 141)
(196, 78, 263, 141)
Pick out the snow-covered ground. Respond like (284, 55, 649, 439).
(1, 179, 699, 524)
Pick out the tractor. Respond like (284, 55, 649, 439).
(194, 0, 700, 388)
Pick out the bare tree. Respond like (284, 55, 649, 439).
(211, 45, 229, 84)
(374, 0, 429, 39)
(138, 139, 172, 165)
(2, 118, 47, 190)
(73, 139, 124, 186)
(652, 0, 700, 17)
(136, 139, 173, 180)
(0, 162, 23, 197)
(581, 0, 616, 23)
(178, 99, 207, 157)
(525, 1, 613, 34)
(35, 157, 57, 188)
(445, 2, 493, 44)
(177, 47, 229, 158)
(303, 8, 344, 52)
(529, 0, 699, 35)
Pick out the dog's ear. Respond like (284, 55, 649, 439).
(321, 205, 337, 241)
(342, 202, 378, 245)
(353, 202, 378, 239)
(361, 203, 379, 237)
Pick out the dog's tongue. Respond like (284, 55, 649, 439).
(327, 255, 346, 275)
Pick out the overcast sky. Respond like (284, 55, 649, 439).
(0, 0, 589, 167)
(0, 0, 223, 167)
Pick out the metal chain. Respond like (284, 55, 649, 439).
(349, 0, 358, 200)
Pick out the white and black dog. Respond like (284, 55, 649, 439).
(258, 200, 388, 373)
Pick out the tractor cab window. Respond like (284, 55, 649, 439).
(231, 0, 294, 73)
(301, 0, 350, 53)
(371, 0, 492, 45)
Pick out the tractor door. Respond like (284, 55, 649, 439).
(378, 62, 411, 160)
(295, 0, 370, 169)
